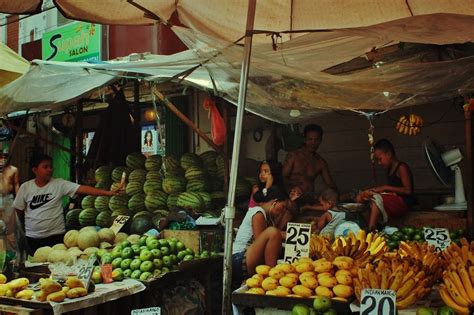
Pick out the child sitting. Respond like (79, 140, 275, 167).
(357, 139, 414, 231)
(312, 189, 346, 240)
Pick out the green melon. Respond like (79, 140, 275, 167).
(145, 155, 162, 171)
(145, 191, 168, 211)
(130, 217, 154, 235)
(111, 166, 132, 182)
(111, 209, 133, 217)
(200, 150, 218, 165)
(180, 152, 202, 170)
(166, 193, 180, 210)
(126, 181, 144, 195)
(126, 152, 146, 170)
(205, 164, 218, 177)
(186, 178, 209, 192)
(184, 167, 206, 180)
(177, 192, 204, 211)
(94, 196, 111, 212)
(81, 195, 96, 209)
(196, 192, 212, 211)
(133, 211, 153, 221)
(79, 208, 100, 226)
(128, 193, 146, 213)
(162, 155, 181, 173)
(152, 209, 170, 218)
(143, 178, 163, 194)
(110, 182, 122, 191)
(109, 195, 130, 212)
(211, 191, 226, 208)
(66, 209, 82, 227)
(129, 169, 147, 183)
(96, 211, 113, 228)
(162, 176, 186, 194)
(146, 170, 162, 181)
(95, 165, 113, 182)
(209, 177, 224, 191)
(95, 181, 111, 189)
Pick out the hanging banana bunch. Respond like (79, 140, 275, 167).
(396, 114, 424, 136)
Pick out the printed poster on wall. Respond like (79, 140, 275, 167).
(141, 125, 164, 156)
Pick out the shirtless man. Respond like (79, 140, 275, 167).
(282, 124, 337, 210)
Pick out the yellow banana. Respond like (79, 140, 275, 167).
(389, 270, 404, 291)
(396, 292, 418, 309)
(365, 233, 373, 247)
(439, 284, 470, 314)
(444, 276, 470, 307)
(380, 268, 390, 290)
(357, 229, 366, 243)
(397, 279, 416, 300)
(368, 270, 379, 289)
(449, 270, 471, 303)
(457, 265, 474, 302)
(409, 114, 416, 126)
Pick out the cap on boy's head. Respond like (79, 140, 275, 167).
(320, 188, 339, 206)
(373, 139, 395, 156)
(304, 124, 324, 137)
(30, 153, 52, 169)
(253, 186, 287, 203)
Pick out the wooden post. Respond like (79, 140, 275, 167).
(152, 87, 225, 156)
(464, 101, 473, 238)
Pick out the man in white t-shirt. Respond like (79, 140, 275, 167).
(13, 153, 122, 255)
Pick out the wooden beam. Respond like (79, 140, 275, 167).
(152, 87, 225, 156)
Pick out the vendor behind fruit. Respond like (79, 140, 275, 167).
(13, 153, 122, 255)
(357, 139, 415, 231)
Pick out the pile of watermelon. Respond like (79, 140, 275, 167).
(66, 151, 254, 233)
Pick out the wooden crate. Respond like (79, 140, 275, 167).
(162, 228, 224, 253)
(162, 230, 200, 252)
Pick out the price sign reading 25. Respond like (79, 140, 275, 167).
(423, 227, 451, 251)
(284, 222, 311, 263)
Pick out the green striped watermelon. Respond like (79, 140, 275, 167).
(180, 152, 202, 170)
(211, 191, 226, 208)
(94, 196, 111, 212)
(96, 211, 112, 228)
(162, 176, 186, 194)
(110, 182, 122, 191)
(162, 155, 180, 173)
(129, 169, 147, 183)
(143, 178, 163, 194)
(126, 152, 146, 170)
(95, 165, 113, 182)
(111, 209, 133, 217)
(177, 192, 204, 211)
(184, 167, 206, 180)
(146, 170, 162, 181)
(196, 192, 213, 211)
(166, 193, 180, 209)
(130, 217, 154, 235)
(200, 150, 218, 165)
(128, 193, 146, 213)
(186, 178, 209, 192)
(112, 166, 132, 182)
(205, 164, 218, 177)
(126, 181, 144, 195)
(145, 191, 168, 211)
(153, 209, 170, 218)
(81, 195, 96, 209)
(133, 211, 153, 221)
(109, 195, 130, 212)
(79, 208, 100, 226)
(95, 181, 111, 189)
(65, 209, 82, 227)
(145, 155, 162, 171)
(209, 177, 224, 191)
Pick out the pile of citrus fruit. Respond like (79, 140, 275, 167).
(292, 296, 336, 315)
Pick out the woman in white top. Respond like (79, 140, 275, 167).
(232, 188, 286, 289)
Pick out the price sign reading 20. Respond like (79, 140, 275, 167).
(284, 222, 311, 263)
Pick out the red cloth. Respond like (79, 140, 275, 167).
(381, 194, 409, 218)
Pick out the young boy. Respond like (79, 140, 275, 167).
(312, 189, 346, 240)
(13, 154, 122, 254)
(358, 139, 414, 231)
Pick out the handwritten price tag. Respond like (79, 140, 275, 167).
(361, 289, 396, 315)
(284, 222, 311, 263)
(424, 227, 451, 251)
(131, 307, 161, 315)
(76, 256, 96, 289)
(110, 215, 130, 235)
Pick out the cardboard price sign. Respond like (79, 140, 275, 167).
(360, 289, 396, 315)
(110, 215, 130, 235)
(76, 256, 96, 289)
(423, 227, 451, 251)
(131, 307, 161, 315)
(284, 222, 311, 263)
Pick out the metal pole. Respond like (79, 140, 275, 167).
(222, 0, 257, 313)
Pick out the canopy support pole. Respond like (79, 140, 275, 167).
(222, 0, 257, 313)
(465, 102, 473, 238)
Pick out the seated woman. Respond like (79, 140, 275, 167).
(232, 189, 287, 290)
(357, 139, 414, 231)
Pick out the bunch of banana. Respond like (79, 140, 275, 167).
(397, 241, 445, 282)
(309, 234, 331, 259)
(438, 238, 474, 314)
(395, 114, 423, 136)
(354, 258, 431, 309)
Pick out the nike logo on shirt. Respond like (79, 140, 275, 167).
(30, 193, 53, 210)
